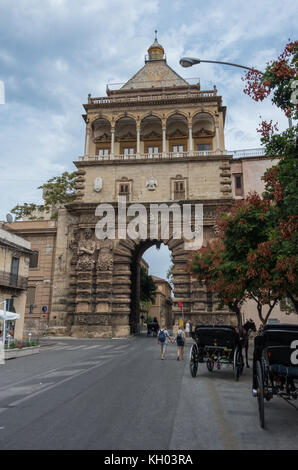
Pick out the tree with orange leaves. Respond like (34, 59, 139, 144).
(188, 193, 287, 325)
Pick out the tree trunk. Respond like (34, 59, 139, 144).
(228, 301, 242, 327)
(287, 293, 298, 314)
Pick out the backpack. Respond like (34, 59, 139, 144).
(177, 331, 184, 346)
(158, 330, 166, 343)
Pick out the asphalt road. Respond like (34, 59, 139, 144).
(0, 335, 297, 450)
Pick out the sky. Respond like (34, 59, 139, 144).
(0, 0, 297, 279)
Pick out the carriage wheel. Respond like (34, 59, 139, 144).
(239, 351, 244, 375)
(256, 361, 265, 428)
(233, 347, 242, 381)
(189, 344, 199, 377)
(206, 358, 214, 372)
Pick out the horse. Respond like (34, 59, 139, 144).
(239, 319, 257, 368)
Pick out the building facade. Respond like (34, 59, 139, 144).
(6, 220, 57, 336)
(0, 226, 32, 340)
(149, 276, 173, 329)
(47, 35, 236, 337)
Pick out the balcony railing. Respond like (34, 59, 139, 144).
(77, 148, 267, 163)
(0, 270, 27, 290)
(89, 89, 217, 106)
(78, 150, 230, 162)
(230, 148, 265, 158)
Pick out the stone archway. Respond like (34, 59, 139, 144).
(112, 236, 191, 336)
(58, 201, 238, 339)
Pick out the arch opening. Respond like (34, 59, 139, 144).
(129, 241, 173, 334)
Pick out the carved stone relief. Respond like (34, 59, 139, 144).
(76, 228, 96, 271)
(96, 239, 114, 271)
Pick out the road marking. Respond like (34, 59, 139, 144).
(83, 345, 103, 350)
(8, 360, 106, 408)
(40, 345, 69, 352)
(38, 370, 84, 378)
(0, 369, 58, 393)
(62, 345, 87, 351)
(0, 383, 54, 401)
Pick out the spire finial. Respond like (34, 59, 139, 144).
(147, 30, 165, 62)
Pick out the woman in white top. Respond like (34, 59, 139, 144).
(185, 320, 191, 337)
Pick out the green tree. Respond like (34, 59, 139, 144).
(11, 171, 77, 220)
(140, 266, 157, 303)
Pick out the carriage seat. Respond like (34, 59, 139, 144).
(265, 345, 298, 378)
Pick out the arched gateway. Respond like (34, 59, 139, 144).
(48, 34, 237, 337)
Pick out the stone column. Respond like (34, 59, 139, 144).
(188, 126, 193, 153)
(215, 125, 220, 152)
(162, 128, 166, 155)
(136, 125, 141, 157)
(111, 127, 115, 159)
(84, 127, 90, 157)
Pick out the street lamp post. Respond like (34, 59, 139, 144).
(180, 56, 293, 128)
(179, 57, 256, 72)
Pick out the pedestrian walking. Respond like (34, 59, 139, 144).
(157, 325, 173, 360)
(176, 326, 186, 361)
(185, 320, 191, 337)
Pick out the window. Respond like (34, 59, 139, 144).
(29, 251, 39, 268)
(197, 143, 210, 151)
(26, 287, 36, 308)
(119, 183, 130, 201)
(234, 174, 243, 196)
(98, 148, 109, 157)
(174, 180, 185, 200)
(148, 146, 159, 154)
(10, 257, 19, 287)
(123, 147, 135, 155)
(172, 145, 184, 153)
(6, 298, 15, 312)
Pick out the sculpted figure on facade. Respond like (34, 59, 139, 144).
(96, 238, 114, 271)
(69, 229, 80, 266)
(76, 228, 96, 271)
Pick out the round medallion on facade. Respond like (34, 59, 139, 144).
(146, 177, 158, 191)
(94, 177, 103, 192)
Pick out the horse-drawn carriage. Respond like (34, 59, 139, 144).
(252, 323, 298, 428)
(189, 324, 244, 381)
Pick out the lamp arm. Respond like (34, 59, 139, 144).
(198, 59, 262, 73)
